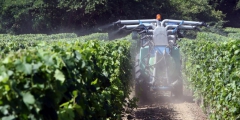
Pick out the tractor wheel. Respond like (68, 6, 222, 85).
(135, 75, 152, 102)
(172, 79, 183, 98)
(134, 54, 152, 103)
(132, 31, 138, 40)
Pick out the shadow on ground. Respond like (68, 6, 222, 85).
(134, 105, 176, 120)
(138, 91, 194, 105)
(131, 93, 194, 120)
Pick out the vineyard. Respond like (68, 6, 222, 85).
(0, 33, 136, 120)
(180, 27, 240, 120)
(0, 27, 240, 120)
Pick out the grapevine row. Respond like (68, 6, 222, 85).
(0, 33, 134, 120)
(180, 29, 240, 120)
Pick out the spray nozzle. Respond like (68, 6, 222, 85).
(201, 22, 209, 27)
(113, 20, 121, 25)
(120, 25, 126, 29)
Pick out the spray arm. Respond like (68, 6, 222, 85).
(161, 19, 207, 27)
(114, 19, 157, 25)
(165, 25, 198, 30)
(120, 23, 155, 29)
(136, 25, 199, 34)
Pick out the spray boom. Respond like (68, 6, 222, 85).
(108, 14, 209, 100)
(114, 19, 157, 25)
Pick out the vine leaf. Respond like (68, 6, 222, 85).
(54, 69, 65, 83)
(15, 60, 32, 75)
(22, 92, 35, 104)
(91, 79, 98, 85)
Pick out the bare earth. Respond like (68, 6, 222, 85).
(123, 87, 208, 120)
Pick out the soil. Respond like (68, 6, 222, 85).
(123, 86, 208, 120)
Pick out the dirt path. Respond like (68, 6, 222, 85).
(123, 87, 208, 120)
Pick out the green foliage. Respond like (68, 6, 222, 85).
(209, 0, 240, 27)
(79, 33, 109, 41)
(58, 0, 107, 13)
(0, 0, 224, 34)
(180, 28, 240, 120)
(224, 27, 240, 33)
(223, 27, 240, 40)
(196, 32, 229, 41)
(170, 0, 224, 21)
(0, 33, 134, 119)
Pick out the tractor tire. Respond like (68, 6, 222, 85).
(135, 75, 152, 102)
(172, 79, 183, 98)
(134, 54, 152, 103)
(132, 31, 138, 40)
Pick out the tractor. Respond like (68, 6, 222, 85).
(110, 14, 208, 101)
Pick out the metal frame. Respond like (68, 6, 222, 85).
(114, 18, 207, 94)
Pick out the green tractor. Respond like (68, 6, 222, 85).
(111, 14, 208, 101)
